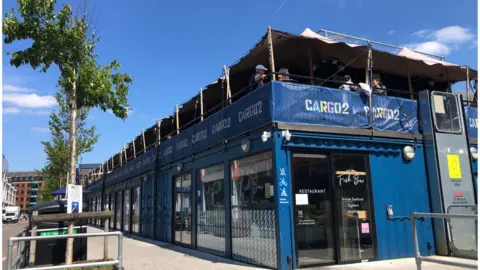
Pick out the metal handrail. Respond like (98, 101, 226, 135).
(6, 231, 123, 270)
(410, 212, 478, 270)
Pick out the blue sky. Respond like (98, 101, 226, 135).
(2, 0, 478, 171)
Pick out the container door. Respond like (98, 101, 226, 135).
(292, 153, 335, 267)
(173, 173, 192, 246)
(292, 152, 376, 267)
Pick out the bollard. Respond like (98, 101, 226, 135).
(104, 218, 109, 261)
(28, 211, 38, 266)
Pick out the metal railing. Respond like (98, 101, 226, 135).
(318, 29, 445, 60)
(7, 227, 29, 270)
(6, 231, 123, 270)
(411, 212, 478, 270)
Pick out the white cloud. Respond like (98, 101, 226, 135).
(387, 30, 395, 35)
(407, 41, 451, 56)
(3, 93, 57, 108)
(3, 84, 34, 93)
(412, 29, 432, 38)
(432, 26, 473, 44)
(409, 25, 475, 57)
(469, 40, 478, 49)
(3, 107, 21, 114)
(31, 127, 49, 133)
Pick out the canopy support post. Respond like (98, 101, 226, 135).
(308, 49, 314, 85)
(199, 89, 204, 121)
(142, 129, 146, 153)
(267, 26, 276, 81)
(132, 138, 136, 158)
(223, 65, 232, 105)
(466, 65, 470, 101)
(156, 120, 162, 146)
(406, 63, 414, 100)
(445, 68, 452, 93)
(119, 148, 123, 166)
(124, 144, 128, 161)
(175, 104, 180, 135)
(366, 43, 374, 133)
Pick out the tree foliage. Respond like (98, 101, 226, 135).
(4, 0, 133, 186)
(39, 94, 99, 202)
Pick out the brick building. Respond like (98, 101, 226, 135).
(8, 172, 43, 213)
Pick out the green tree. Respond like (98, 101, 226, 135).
(3, 0, 133, 188)
(39, 93, 99, 202)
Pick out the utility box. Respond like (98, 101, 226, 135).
(28, 200, 88, 266)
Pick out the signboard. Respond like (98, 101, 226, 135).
(464, 106, 478, 140)
(447, 154, 462, 179)
(67, 184, 83, 214)
(272, 82, 419, 133)
(159, 86, 272, 164)
(40, 229, 78, 236)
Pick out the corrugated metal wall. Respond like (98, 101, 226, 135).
(370, 145, 436, 260)
(156, 170, 172, 242)
(141, 172, 155, 239)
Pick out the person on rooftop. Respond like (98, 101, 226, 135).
(339, 75, 356, 91)
(278, 68, 291, 81)
(248, 64, 268, 92)
(372, 74, 387, 96)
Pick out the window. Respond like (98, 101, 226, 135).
(432, 92, 462, 133)
(132, 186, 140, 233)
(197, 164, 225, 256)
(173, 173, 192, 246)
(115, 191, 122, 230)
(124, 189, 131, 232)
(230, 152, 277, 268)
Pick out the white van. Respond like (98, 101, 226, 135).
(3, 206, 20, 223)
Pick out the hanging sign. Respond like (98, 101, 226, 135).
(67, 184, 83, 214)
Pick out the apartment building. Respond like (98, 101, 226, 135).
(8, 171, 43, 212)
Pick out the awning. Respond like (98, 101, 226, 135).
(51, 187, 66, 196)
(228, 28, 476, 83)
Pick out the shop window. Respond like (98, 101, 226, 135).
(124, 189, 130, 232)
(131, 186, 140, 233)
(230, 151, 277, 269)
(115, 191, 122, 230)
(173, 173, 192, 246)
(197, 163, 225, 257)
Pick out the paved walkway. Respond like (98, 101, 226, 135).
(87, 227, 263, 270)
(86, 227, 477, 270)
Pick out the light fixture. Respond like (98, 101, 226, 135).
(470, 146, 478, 160)
(281, 130, 292, 141)
(176, 162, 183, 172)
(241, 138, 250, 153)
(403, 145, 415, 161)
(261, 131, 272, 143)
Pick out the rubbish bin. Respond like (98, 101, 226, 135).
(28, 200, 88, 266)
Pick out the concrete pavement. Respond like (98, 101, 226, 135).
(2, 220, 28, 269)
(86, 226, 477, 270)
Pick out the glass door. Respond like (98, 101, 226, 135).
(332, 154, 375, 263)
(293, 153, 335, 267)
(124, 189, 131, 232)
(173, 173, 192, 246)
(115, 191, 122, 230)
(292, 152, 376, 267)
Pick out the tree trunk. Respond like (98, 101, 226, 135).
(65, 74, 77, 265)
